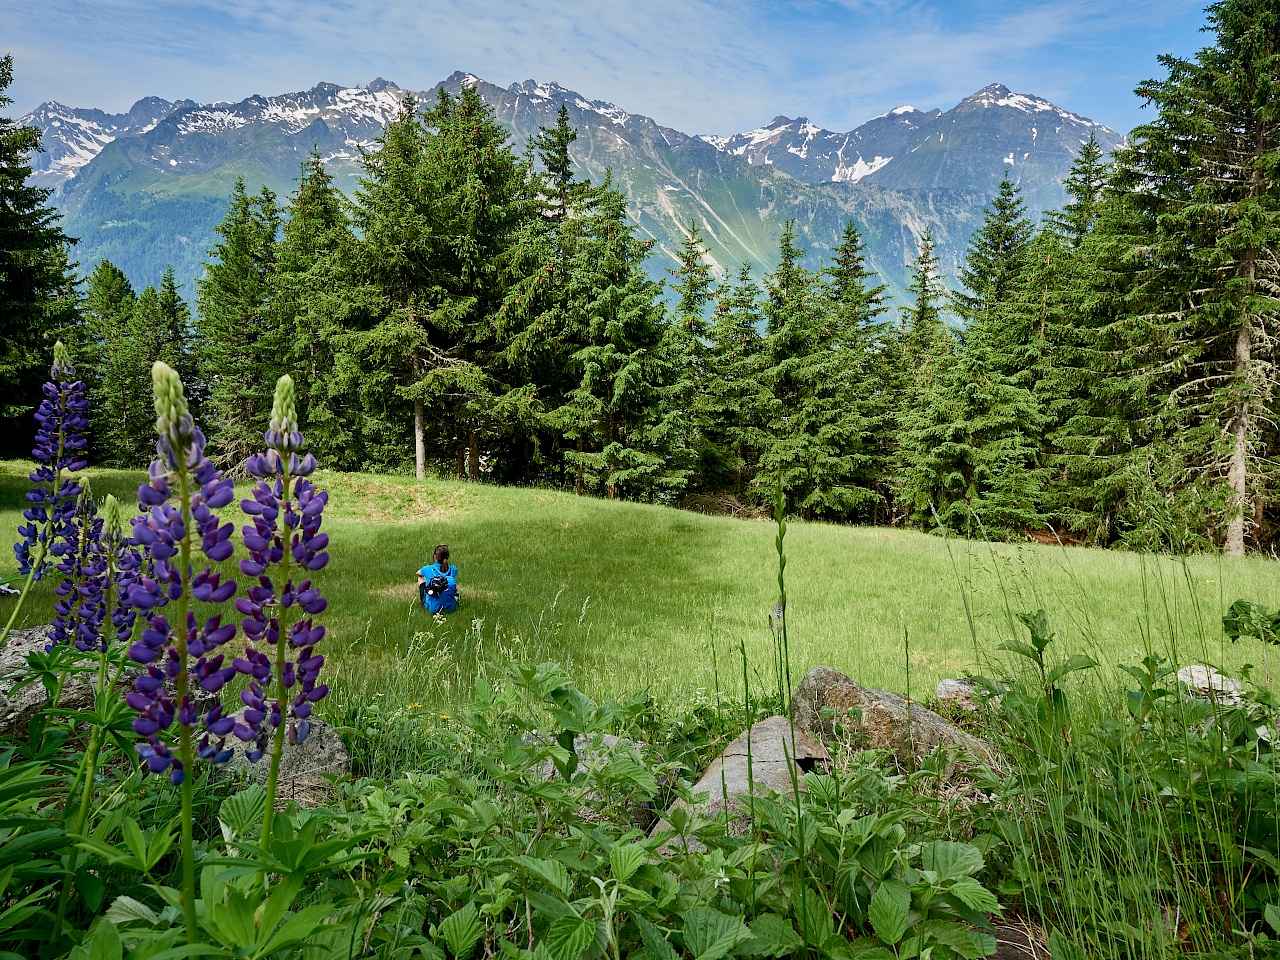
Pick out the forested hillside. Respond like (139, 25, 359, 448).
(3, 0, 1279, 554)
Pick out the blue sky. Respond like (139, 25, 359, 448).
(7, 0, 1208, 135)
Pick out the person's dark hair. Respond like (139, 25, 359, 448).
(433, 544, 450, 570)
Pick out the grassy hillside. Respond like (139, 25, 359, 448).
(2, 460, 1274, 715)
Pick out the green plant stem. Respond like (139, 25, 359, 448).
(175, 466, 199, 944)
(261, 464, 294, 852)
(1, 421, 66, 648)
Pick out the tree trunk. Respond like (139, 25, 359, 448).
(1225, 318, 1252, 557)
(576, 437, 584, 496)
(456, 444, 466, 481)
(467, 428, 480, 481)
(413, 400, 426, 480)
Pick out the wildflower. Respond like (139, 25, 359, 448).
(47, 487, 107, 653)
(233, 375, 330, 763)
(124, 362, 239, 785)
(14, 342, 88, 581)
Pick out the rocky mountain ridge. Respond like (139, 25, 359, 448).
(21, 74, 1124, 303)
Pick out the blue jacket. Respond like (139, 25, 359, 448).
(419, 562, 458, 613)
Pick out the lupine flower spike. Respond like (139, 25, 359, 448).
(123, 362, 239, 942)
(47, 483, 106, 654)
(124, 362, 240, 785)
(234, 375, 329, 841)
(3, 343, 89, 647)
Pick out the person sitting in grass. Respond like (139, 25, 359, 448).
(417, 543, 458, 614)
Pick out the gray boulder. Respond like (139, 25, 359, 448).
(651, 715, 828, 851)
(223, 710, 349, 802)
(0, 626, 117, 737)
(0, 625, 223, 739)
(791, 666, 992, 767)
(1176, 665, 1243, 706)
(935, 678, 981, 712)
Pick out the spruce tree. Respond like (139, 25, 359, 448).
(820, 220, 893, 521)
(894, 229, 956, 526)
(83, 260, 139, 465)
(274, 152, 360, 467)
(1106, 0, 1280, 553)
(663, 220, 716, 490)
(0, 54, 75, 449)
(925, 177, 1048, 537)
(196, 179, 282, 466)
(706, 264, 773, 497)
(558, 182, 681, 500)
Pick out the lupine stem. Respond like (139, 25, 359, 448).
(0, 544, 44, 647)
(261, 461, 292, 851)
(174, 465, 199, 943)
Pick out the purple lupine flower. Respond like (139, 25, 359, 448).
(233, 375, 329, 758)
(124, 362, 239, 784)
(47, 488, 108, 654)
(14, 342, 88, 581)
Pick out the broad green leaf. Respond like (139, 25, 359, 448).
(608, 843, 646, 883)
(740, 913, 803, 957)
(438, 903, 484, 960)
(920, 919, 994, 960)
(948, 877, 1000, 915)
(85, 920, 122, 960)
(794, 888, 834, 947)
(682, 906, 751, 960)
(512, 856, 573, 897)
(1265, 904, 1280, 936)
(919, 841, 984, 881)
(634, 915, 679, 960)
(545, 915, 594, 960)
(1045, 655, 1098, 687)
(218, 784, 267, 843)
(867, 882, 910, 945)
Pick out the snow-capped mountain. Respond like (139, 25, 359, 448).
(696, 83, 1120, 211)
(22, 96, 194, 189)
(22, 74, 1123, 303)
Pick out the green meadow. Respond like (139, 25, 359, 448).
(4, 459, 1277, 713)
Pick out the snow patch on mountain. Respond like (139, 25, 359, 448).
(508, 79, 632, 126)
(833, 155, 892, 183)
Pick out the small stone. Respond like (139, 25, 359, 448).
(1176, 665, 1243, 705)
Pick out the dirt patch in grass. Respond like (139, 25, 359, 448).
(371, 583, 498, 602)
(318, 472, 475, 525)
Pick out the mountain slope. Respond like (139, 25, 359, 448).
(24, 75, 1122, 303)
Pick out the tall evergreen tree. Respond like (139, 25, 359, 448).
(663, 220, 716, 490)
(558, 183, 681, 500)
(0, 54, 75, 451)
(820, 220, 893, 521)
(1106, 0, 1280, 553)
(274, 152, 361, 467)
(706, 264, 773, 497)
(894, 229, 957, 526)
(197, 179, 282, 466)
(82, 260, 137, 465)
